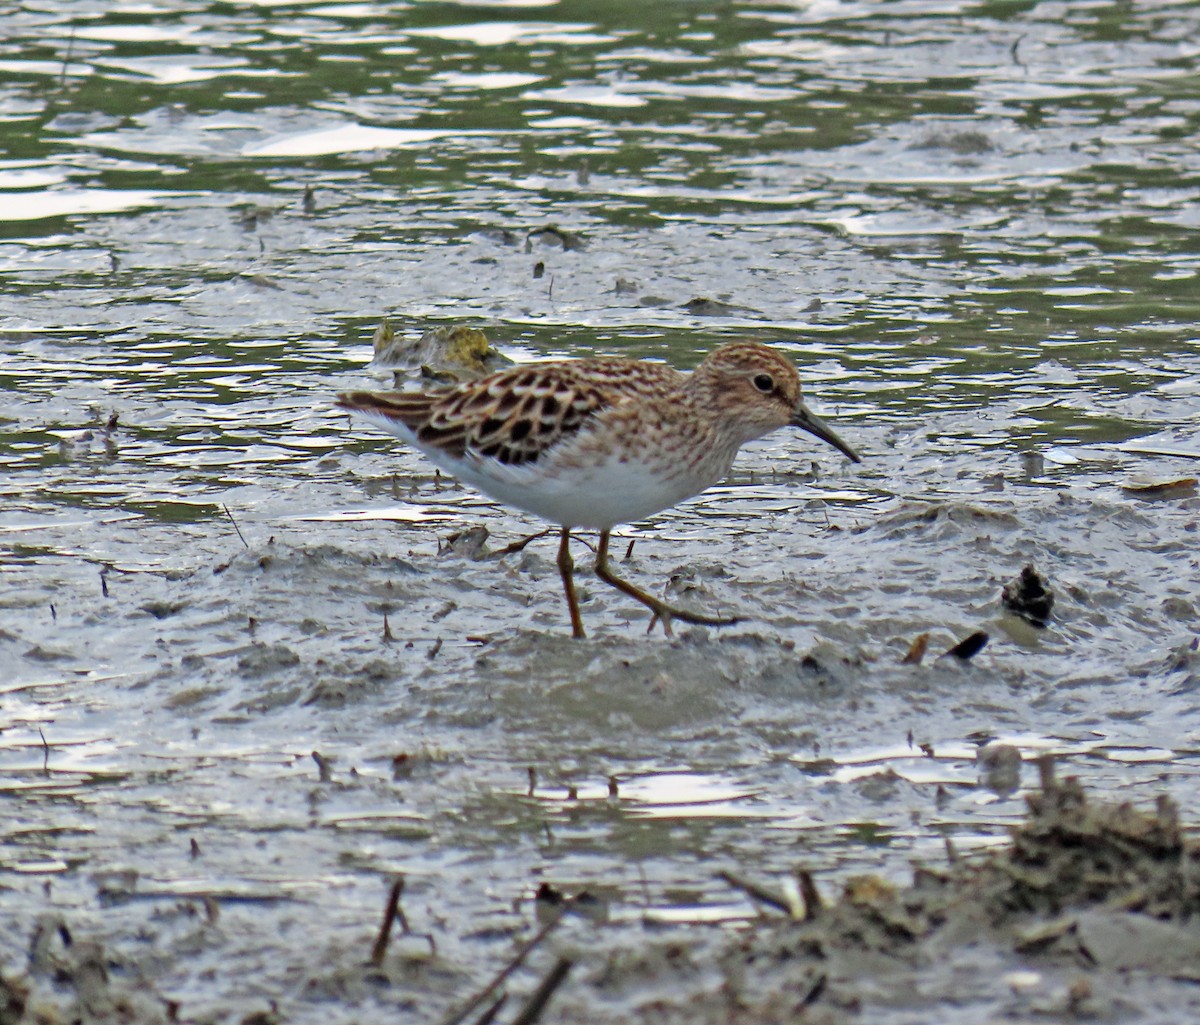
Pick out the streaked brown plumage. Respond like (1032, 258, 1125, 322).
(337, 342, 861, 637)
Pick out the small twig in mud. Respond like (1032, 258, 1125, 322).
(190, 838, 201, 859)
(944, 837, 958, 865)
(427, 638, 443, 660)
(312, 750, 333, 783)
(100, 568, 109, 597)
(624, 539, 635, 559)
(488, 528, 554, 558)
(717, 871, 794, 916)
(39, 729, 49, 777)
(509, 957, 573, 1025)
(437, 904, 572, 1025)
(797, 869, 823, 920)
(527, 766, 537, 797)
(468, 993, 507, 1025)
(1037, 753, 1058, 791)
(607, 776, 619, 798)
(223, 504, 249, 549)
(800, 973, 827, 1009)
(383, 613, 394, 643)
(369, 877, 408, 966)
(49, 603, 56, 622)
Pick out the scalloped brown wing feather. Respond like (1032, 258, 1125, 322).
(337, 363, 614, 466)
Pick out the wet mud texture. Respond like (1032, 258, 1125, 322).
(6, 775, 1200, 1024)
(553, 772, 1200, 1023)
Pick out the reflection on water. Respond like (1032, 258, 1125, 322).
(2, 0, 1200, 1020)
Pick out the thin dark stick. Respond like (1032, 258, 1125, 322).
(1037, 753, 1057, 791)
(437, 905, 570, 1025)
(223, 504, 249, 548)
(59, 25, 76, 90)
(369, 877, 405, 966)
(38, 729, 49, 777)
(717, 870, 792, 915)
(797, 869, 822, 920)
(468, 993, 507, 1025)
(509, 958, 573, 1025)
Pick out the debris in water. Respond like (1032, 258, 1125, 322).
(901, 632, 929, 664)
(943, 630, 988, 660)
(440, 525, 490, 560)
(372, 323, 513, 384)
(1120, 475, 1198, 497)
(679, 296, 761, 318)
(1001, 564, 1054, 626)
(525, 224, 585, 251)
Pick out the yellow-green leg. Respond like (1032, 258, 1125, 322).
(557, 527, 586, 639)
(593, 530, 740, 638)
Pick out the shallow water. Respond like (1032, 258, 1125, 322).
(2, 0, 1200, 1021)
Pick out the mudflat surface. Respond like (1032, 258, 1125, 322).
(2, 1, 1200, 1021)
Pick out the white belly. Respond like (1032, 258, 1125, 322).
(353, 407, 732, 530)
(433, 445, 717, 529)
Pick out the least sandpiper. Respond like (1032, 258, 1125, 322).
(337, 341, 861, 638)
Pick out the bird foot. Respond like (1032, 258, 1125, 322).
(645, 604, 742, 638)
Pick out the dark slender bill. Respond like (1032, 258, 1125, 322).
(791, 403, 862, 463)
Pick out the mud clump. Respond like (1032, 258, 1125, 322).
(967, 769, 1191, 919)
(557, 770, 1200, 1023)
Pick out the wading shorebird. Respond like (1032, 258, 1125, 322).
(337, 341, 861, 638)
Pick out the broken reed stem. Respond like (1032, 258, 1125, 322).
(797, 869, 823, 920)
(717, 870, 794, 916)
(1037, 753, 1058, 791)
(311, 751, 332, 783)
(509, 958, 573, 1025)
(437, 903, 571, 1025)
(369, 877, 406, 967)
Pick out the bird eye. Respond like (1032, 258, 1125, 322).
(753, 373, 774, 393)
